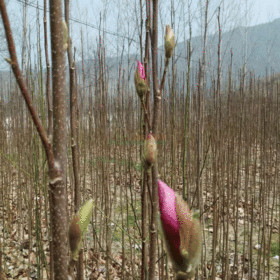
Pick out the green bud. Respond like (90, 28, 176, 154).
(142, 134, 157, 170)
(164, 24, 175, 59)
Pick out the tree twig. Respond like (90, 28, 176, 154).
(0, 0, 54, 169)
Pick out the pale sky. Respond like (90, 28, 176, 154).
(1, 0, 280, 71)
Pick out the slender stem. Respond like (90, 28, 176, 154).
(141, 1, 151, 279)
(160, 58, 169, 92)
(65, 0, 83, 277)
(140, 98, 152, 133)
(43, 2, 54, 278)
(148, 0, 160, 278)
(183, 24, 192, 202)
(44, 0, 53, 139)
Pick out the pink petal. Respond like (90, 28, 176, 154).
(137, 60, 146, 80)
(158, 180, 181, 262)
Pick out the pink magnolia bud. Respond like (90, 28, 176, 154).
(134, 60, 148, 99)
(158, 180, 201, 278)
(137, 60, 146, 80)
(158, 180, 181, 264)
(164, 24, 175, 59)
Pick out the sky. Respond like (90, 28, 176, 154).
(0, 0, 280, 71)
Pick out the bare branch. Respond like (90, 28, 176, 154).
(0, 0, 54, 169)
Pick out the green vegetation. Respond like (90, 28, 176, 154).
(270, 235, 280, 257)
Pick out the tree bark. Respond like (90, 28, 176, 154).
(0, 0, 69, 278)
(148, 0, 160, 278)
(48, 0, 68, 278)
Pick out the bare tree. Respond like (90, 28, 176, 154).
(0, 0, 69, 279)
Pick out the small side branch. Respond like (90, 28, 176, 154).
(0, 0, 54, 169)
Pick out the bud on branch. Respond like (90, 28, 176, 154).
(164, 24, 175, 59)
(134, 60, 148, 100)
(69, 199, 94, 261)
(158, 180, 201, 279)
(142, 134, 157, 170)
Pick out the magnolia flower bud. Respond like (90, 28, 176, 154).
(134, 60, 148, 99)
(164, 24, 175, 59)
(142, 134, 157, 169)
(158, 180, 201, 278)
(69, 215, 81, 254)
(69, 199, 94, 261)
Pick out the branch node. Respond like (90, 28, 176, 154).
(4, 57, 13, 65)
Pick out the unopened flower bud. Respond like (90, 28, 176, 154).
(134, 60, 148, 99)
(69, 215, 81, 255)
(158, 180, 201, 278)
(143, 134, 157, 169)
(176, 195, 201, 277)
(69, 199, 94, 261)
(164, 24, 175, 59)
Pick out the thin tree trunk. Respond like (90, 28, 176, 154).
(0, 0, 69, 278)
(182, 20, 192, 202)
(44, 0, 52, 138)
(148, 0, 160, 278)
(141, 1, 151, 279)
(49, 0, 68, 278)
(65, 0, 83, 278)
(43, 1, 54, 279)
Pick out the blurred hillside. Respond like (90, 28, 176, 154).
(1, 17, 280, 99)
